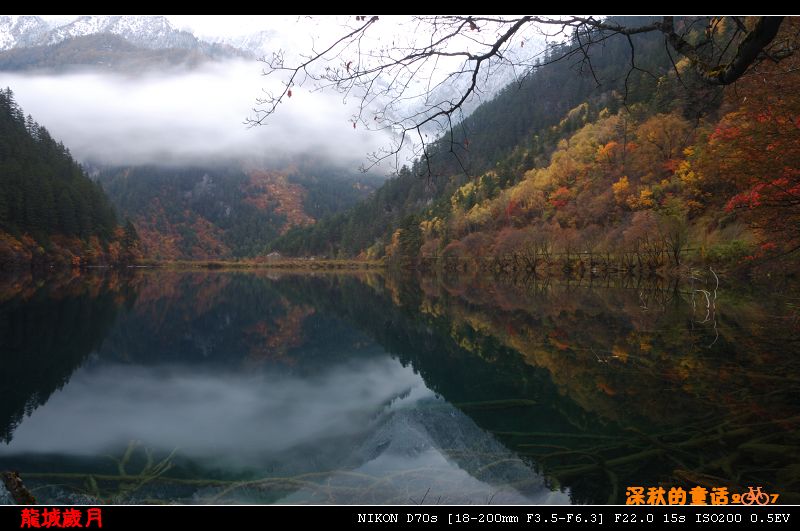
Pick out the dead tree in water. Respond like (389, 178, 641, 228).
(1, 471, 36, 504)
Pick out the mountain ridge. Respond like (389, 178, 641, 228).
(1, 15, 222, 53)
(0, 15, 248, 71)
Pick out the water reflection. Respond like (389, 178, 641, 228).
(400, 273, 800, 504)
(0, 270, 798, 504)
(0, 272, 128, 444)
(0, 360, 424, 464)
(0, 272, 569, 504)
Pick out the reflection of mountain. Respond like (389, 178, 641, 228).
(0, 358, 423, 468)
(277, 396, 569, 504)
(0, 273, 130, 443)
(412, 274, 797, 429)
(275, 273, 800, 504)
(0, 272, 568, 504)
(95, 272, 378, 368)
(404, 275, 800, 504)
(275, 275, 617, 502)
(3, 272, 798, 504)
(1, 357, 562, 505)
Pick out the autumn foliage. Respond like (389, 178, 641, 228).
(404, 19, 800, 274)
(700, 33, 800, 257)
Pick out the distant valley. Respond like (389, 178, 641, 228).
(97, 164, 380, 260)
(1, 15, 386, 263)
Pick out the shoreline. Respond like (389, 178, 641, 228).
(138, 259, 385, 271)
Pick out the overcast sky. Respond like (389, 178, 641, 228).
(168, 15, 309, 38)
(36, 15, 350, 39)
(7, 16, 546, 170)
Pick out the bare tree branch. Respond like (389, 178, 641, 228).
(250, 16, 788, 174)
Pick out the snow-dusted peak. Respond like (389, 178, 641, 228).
(0, 15, 211, 52)
(47, 15, 111, 43)
(45, 15, 198, 50)
(202, 29, 277, 58)
(0, 15, 50, 50)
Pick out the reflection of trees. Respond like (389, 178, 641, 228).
(409, 273, 800, 503)
(0, 273, 132, 443)
(95, 272, 377, 372)
(98, 272, 287, 365)
(245, 301, 315, 367)
(276, 274, 625, 502)
(5, 271, 798, 503)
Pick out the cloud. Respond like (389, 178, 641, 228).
(2, 60, 390, 168)
(0, 357, 431, 467)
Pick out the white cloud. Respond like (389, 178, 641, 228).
(2, 59, 390, 168)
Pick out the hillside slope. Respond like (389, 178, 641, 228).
(0, 88, 126, 269)
(274, 18, 800, 276)
(98, 164, 381, 260)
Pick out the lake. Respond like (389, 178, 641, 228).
(1, 270, 798, 504)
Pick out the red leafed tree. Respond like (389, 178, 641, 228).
(702, 22, 800, 257)
(549, 186, 572, 209)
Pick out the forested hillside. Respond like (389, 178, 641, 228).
(98, 164, 380, 260)
(0, 88, 132, 269)
(274, 18, 800, 276)
(272, 18, 681, 259)
(0, 34, 242, 72)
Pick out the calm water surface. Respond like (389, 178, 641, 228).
(1, 271, 798, 504)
